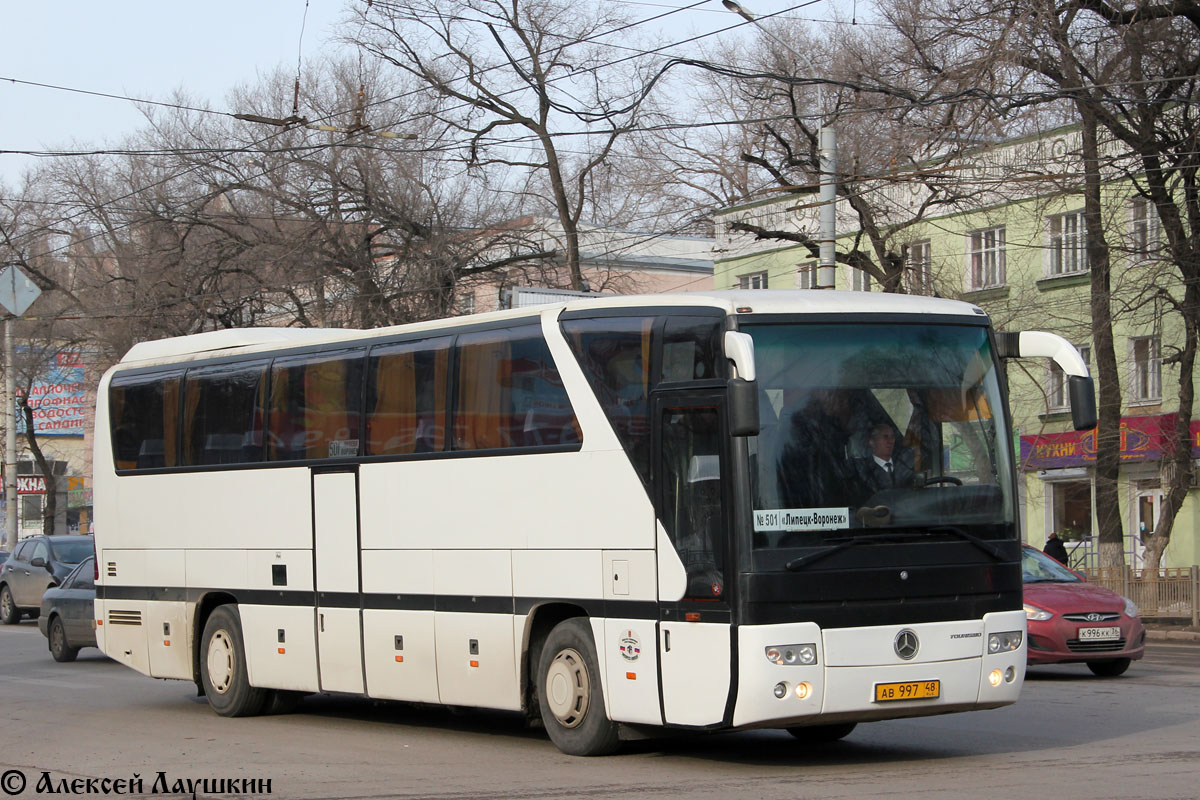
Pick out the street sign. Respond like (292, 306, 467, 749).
(0, 264, 42, 316)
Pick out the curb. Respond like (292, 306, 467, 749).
(1145, 628, 1200, 643)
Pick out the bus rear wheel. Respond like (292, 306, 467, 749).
(536, 618, 619, 756)
(200, 605, 267, 717)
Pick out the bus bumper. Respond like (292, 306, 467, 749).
(731, 611, 1026, 729)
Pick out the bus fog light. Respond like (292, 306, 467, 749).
(988, 631, 1023, 654)
(988, 669, 1002, 687)
(773, 682, 788, 699)
(1005, 666, 1016, 683)
(794, 681, 812, 700)
(765, 643, 818, 665)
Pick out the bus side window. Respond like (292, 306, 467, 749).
(662, 316, 722, 383)
(365, 337, 451, 456)
(109, 372, 182, 470)
(267, 349, 365, 461)
(453, 326, 577, 451)
(181, 361, 269, 466)
(561, 316, 655, 480)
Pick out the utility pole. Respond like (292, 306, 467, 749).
(0, 264, 41, 552)
(722, 0, 838, 289)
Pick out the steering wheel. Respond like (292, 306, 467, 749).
(923, 475, 963, 487)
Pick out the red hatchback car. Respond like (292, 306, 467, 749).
(1022, 545, 1146, 676)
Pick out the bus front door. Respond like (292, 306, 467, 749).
(653, 394, 733, 727)
(313, 468, 365, 694)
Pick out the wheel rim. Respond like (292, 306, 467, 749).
(50, 620, 64, 652)
(206, 629, 236, 694)
(544, 647, 589, 728)
(1, 590, 10, 617)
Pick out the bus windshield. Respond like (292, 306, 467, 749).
(745, 322, 1014, 548)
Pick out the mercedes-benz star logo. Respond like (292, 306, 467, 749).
(894, 629, 920, 660)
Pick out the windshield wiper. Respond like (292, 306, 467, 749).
(784, 526, 1005, 572)
(785, 533, 915, 571)
(926, 525, 1006, 561)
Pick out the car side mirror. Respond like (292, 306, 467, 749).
(30, 556, 46, 568)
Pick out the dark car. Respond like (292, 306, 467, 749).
(1023, 545, 1146, 676)
(0, 534, 94, 624)
(38, 556, 97, 662)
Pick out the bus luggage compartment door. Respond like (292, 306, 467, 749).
(313, 469, 365, 694)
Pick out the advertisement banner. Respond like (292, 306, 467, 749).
(1019, 413, 1200, 470)
(15, 350, 87, 438)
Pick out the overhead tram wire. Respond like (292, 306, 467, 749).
(2, 0, 790, 258)
(1, 0, 726, 255)
(9, 6, 1192, 260)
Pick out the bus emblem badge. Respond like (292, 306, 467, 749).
(894, 629, 920, 660)
(620, 631, 641, 662)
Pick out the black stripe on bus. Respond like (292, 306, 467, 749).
(97, 585, 662, 621)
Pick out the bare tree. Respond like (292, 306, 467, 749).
(907, 0, 1200, 569)
(353, 0, 669, 291)
(660, 15, 1019, 293)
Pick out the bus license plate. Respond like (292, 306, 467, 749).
(874, 680, 940, 703)
(1078, 626, 1121, 641)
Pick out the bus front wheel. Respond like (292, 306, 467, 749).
(200, 605, 267, 717)
(536, 618, 619, 756)
(785, 722, 857, 743)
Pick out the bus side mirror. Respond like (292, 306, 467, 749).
(728, 378, 760, 437)
(998, 330, 1096, 431)
(1069, 375, 1097, 431)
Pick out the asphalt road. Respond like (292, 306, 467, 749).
(0, 620, 1197, 800)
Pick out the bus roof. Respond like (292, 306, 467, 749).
(117, 291, 986, 365)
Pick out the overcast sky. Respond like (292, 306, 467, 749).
(0, 1, 349, 186)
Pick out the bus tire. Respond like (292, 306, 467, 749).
(785, 722, 857, 743)
(200, 605, 267, 717)
(536, 618, 619, 756)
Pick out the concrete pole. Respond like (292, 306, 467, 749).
(5, 319, 16, 552)
(816, 127, 838, 289)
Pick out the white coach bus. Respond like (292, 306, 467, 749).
(92, 291, 1094, 755)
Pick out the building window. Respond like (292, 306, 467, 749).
(795, 262, 816, 290)
(1049, 480, 1092, 560)
(906, 240, 932, 295)
(738, 271, 768, 290)
(1049, 211, 1087, 275)
(459, 293, 476, 315)
(1049, 344, 1090, 409)
(1131, 336, 1162, 402)
(1129, 198, 1160, 257)
(851, 268, 871, 292)
(20, 495, 43, 524)
(969, 226, 1006, 290)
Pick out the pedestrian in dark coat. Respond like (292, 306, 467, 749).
(1044, 532, 1069, 565)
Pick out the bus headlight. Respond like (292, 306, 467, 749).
(765, 643, 818, 666)
(988, 631, 1023, 654)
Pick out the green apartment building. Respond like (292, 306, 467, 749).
(713, 125, 1199, 571)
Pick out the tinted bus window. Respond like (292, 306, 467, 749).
(366, 337, 450, 456)
(267, 349, 365, 461)
(453, 327, 579, 451)
(110, 371, 182, 470)
(662, 316, 722, 383)
(561, 316, 654, 479)
(182, 361, 269, 466)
